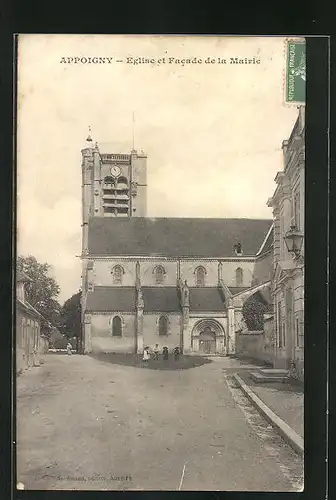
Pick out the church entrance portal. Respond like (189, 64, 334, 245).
(191, 320, 226, 355)
(199, 326, 216, 354)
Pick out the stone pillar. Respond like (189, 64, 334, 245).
(227, 304, 236, 354)
(84, 314, 92, 353)
(136, 309, 144, 354)
(181, 280, 190, 354)
(136, 260, 140, 282)
(234, 307, 245, 332)
(93, 149, 102, 215)
(177, 259, 181, 280)
(181, 307, 190, 353)
(136, 287, 144, 353)
(218, 261, 223, 282)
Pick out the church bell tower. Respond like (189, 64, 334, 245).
(81, 129, 147, 228)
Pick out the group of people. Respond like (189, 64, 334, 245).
(142, 344, 180, 362)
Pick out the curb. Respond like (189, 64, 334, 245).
(233, 373, 304, 456)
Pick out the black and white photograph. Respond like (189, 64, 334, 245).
(16, 34, 305, 491)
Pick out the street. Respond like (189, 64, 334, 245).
(16, 354, 303, 491)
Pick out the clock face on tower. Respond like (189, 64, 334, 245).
(110, 165, 121, 177)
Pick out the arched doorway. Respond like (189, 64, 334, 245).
(199, 326, 216, 354)
(191, 319, 225, 355)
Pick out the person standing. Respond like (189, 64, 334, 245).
(143, 346, 150, 364)
(162, 346, 169, 361)
(66, 342, 72, 356)
(153, 344, 159, 360)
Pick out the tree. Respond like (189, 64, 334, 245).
(17, 255, 62, 331)
(60, 291, 81, 340)
(242, 292, 270, 331)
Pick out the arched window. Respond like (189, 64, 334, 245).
(158, 315, 168, 336)
(195, 266, 206, 287)
(117, 176, 128, 187)
(103, 176, 115, 189)
(154, 265, 165, 284)
(236, 267, 243, 286)
(112, 265, 124, 284)
(112, 316, 122, 336)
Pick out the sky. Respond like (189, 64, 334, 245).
(17, 35, 300, 304)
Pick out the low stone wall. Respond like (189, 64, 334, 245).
(236, 331, 274, 365)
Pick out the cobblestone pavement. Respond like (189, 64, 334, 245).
(16, 355, 303, 491)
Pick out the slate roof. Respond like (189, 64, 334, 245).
(84, 284, 266, 313)
(189, 287, 225, 312)
(88, 217, 273, 257)
(86, 287, 136, 312)
(17, 298, 43, 319)
(142, 287, 180, 312)
(256, 224, 274, 256)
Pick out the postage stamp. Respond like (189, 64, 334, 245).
(285, 39, 306, 104)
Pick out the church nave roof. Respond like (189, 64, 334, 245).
(189, 287, 226, 312)
(88, 217, 273, 258)
(86, 286, 136, 312)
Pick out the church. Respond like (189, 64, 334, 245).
(80, 134, 274, 356)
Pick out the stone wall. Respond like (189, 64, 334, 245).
(142, 313, 181, 350)
(253, 251, 273, 286)
(235, 329, 274, 365)
(93, 260, 136, 287)
(90, 258, 256, 289)
(90, 313, 136, 353)
(140, 262, 178, 286)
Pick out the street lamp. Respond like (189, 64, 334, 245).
(284, 225, 304, 258)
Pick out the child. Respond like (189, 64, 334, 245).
(66, 342, 72, 355)
(143, 346, 150, 363)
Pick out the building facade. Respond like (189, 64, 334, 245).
(16, 270, 48, 374)
(80, 138, 274, 355)
(267, 107, 305, 378)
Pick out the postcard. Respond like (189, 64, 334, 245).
(16, 34, 305, 491)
